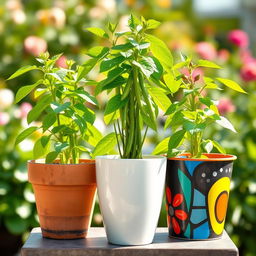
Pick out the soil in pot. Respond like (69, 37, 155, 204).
(28, 159, 96, 239)
(165, 153, 236, 240)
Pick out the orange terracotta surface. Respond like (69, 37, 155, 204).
(168, 153, 237, 162)
(28, 159, 96, 239)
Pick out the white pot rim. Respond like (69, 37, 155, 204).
(96, 155, 166, 161)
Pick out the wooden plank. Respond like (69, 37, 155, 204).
(21, 227, 238, 256)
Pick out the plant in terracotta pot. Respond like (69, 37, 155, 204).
(8, 53, 104, 239)
(87, 16, 172, 245)
(154, 56, 246, 240)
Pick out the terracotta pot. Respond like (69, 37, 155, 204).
(165, 153, 236, 240)
(28, 159, 96, 239)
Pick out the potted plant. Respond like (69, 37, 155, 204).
(7, 53, 103, 239)
(88, 16, 171, 245)
(154, 56, 246, 240)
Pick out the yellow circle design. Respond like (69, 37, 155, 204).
(208, 177, 230, 235)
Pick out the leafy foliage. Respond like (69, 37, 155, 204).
(157, 56, 246, 158)
(8, 53, 104, 164)
(87, 15, 172, 159)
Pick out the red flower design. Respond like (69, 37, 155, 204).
(166, 187, 188, 235)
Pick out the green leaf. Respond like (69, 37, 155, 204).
(86, 27, 109, 38)
(87, 46, 109, 58)
(76, 146, 90, 153)
(86, 124, 103, 147)
(146, 19, 161, 30)
(168, 130, 186, 157)
(41, 135, 51, 147)
(152, 137, 170, 155)
(173, 61, 189, 70)
(216, 78, 247, 94)
(104, 110, 119, 125)
(132, 56, 159, 78)
(184, 121, 206, 134)
(54, 142, 69, 153)
(52, 102, 71, 113)
(198, 60, 221, 69)
(15, 80, 42, 103)
(100, 67, 127, 88)
(146, 34, 173, 68)
(164, 102, 179, 115)
(77, 58, 98, 82)
(42, 112, 56, 131)
(45, 151, 59, 163)
(100, 56, 125, 72)
(163, 73, 181, 94)
(15, 126, 38, 145)
(34, 88, 47, 99)
(141, 110, 157, 131)
(75, 89, 98, 105)
(5, 216, 28, 234)
(202, 140, 213, 153)
(216, 116, 237, 133)
(74, 103, 96, 124)
(212, 140, 226, 154)
(92, 133, 117, 158)
(104, 94, 127, 115)
(102, 76, 126, 91)
(27, 95, 52, 124)
(33, 137, 50, 159)
(148, 87, 171, 112)
(47, 69, 68, 82)
(7, 65, 39, 80)
(112, 43, 133, 51)
(128, 14, 140, 30)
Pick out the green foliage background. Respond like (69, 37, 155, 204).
(0, 1, 255, 256)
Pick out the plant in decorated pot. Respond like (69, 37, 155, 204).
(154, 56, 246, 240)
(7, 52, 105, 239)
(86, 15, 172, 245)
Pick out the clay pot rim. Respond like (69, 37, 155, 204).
(28, 159, 95, 166)
(168, 153, 237, 162)
(96, 155, 166, 161)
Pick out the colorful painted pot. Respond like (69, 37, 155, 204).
(165, 153, 236, 240)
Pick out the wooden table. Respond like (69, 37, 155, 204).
(21, 227, 239, 256)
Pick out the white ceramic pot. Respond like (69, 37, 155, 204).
(96, 155, 166, 245)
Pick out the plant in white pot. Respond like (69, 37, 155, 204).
(8, 53, 105, 239)
(154, 56, 246, 240)
(87, 16, 172, 245)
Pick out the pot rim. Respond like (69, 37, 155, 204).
(28, 159, 95, 166)
(168, 153, 237, 162)
(96, 155, 166, 161)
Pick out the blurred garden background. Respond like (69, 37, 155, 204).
(0, 0, 256, 255)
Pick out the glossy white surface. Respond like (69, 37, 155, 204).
(96, 155, 166, 245)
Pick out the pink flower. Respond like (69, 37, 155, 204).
(0, 112, 10, 126)
(181, 67, 204, 84)
(218, 49, 230, 63)
(240, 62, 256, 82)
(24, 36, 47, 57)
(195, 42, 217, 60)
(56, 55, 68, 68)
(20, 102, 32, 119)
(240, 49, 256, 65)
(218, 98, 236, 115)
(228, 30, 249, 49)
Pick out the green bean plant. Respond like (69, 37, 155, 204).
(87, 15, 172, 159)
(8, 53, 103, 164)
(154, 56, 247, 158)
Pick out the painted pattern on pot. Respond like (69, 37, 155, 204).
(166, 153, 236, 240)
